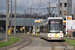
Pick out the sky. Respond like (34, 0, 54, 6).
(0, 0, 75, 15)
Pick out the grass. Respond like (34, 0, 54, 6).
(17, 34, 24, 35)
(64, 38, 75, 47)
(0, 36, 20, 48)
(64, 35, 68, 37)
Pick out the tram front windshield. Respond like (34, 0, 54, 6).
(49, 19, 63, 33)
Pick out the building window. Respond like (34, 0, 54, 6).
(64, 3, 67, 7)
(60, 11, 61, 15)
(60, 3, 62, 7)
(64, 11, 66, 15)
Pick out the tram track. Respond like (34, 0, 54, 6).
(8, 35, 32, 50)
(51, 41, 74, 50)
(0, 35, 31, 50)
(51, 42, 66, 50)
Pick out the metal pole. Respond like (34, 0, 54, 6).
(74, 4, 75, 20)
(14, 0, 16, 38)
(24, 10, 26, 35)
(6, 0, 9, 42)
(47, 2, 50, 17)
(10, 0, 12, 36)
(58, 0, 60, 17)
(30, 7, 32, 35)
(55, 4, 57, 17)
(49, 2, 50, 17)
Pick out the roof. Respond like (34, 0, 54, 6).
(47, 17, 63, 19)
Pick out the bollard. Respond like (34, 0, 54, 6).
(36, 33, 38, 36)
(32, 33, 33, 35)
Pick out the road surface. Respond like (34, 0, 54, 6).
(0, 33, 5, 41)
(20, 35, 74, 50)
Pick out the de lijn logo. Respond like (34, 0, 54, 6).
(67, 16, 71, 20)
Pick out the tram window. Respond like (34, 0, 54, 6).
(49, 19, 63, 33)
(43, 25, 48, 33)
(48, 24, 50, 32)
(40, 26, 43, 32)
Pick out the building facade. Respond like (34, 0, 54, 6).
(60, 0, 72, 19)
(0, 18, 46, 32)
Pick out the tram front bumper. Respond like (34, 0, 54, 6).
(48, 37, 64, 40)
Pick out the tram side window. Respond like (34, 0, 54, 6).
(43, 25, 48, 33)
(48, 24, 50, 33)
(40, 26, 43, 32)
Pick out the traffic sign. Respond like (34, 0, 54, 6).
(35, 20, 40, 23)
(35, 19, 43, 23)
(67, 20, 75, 29)
(22, 27, 24, 30)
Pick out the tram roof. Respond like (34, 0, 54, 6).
(47, 17, 63, 20)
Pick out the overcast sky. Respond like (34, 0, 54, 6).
(0, 0, 75, 14)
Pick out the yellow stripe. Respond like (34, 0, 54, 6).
(55, 34, 57, 37)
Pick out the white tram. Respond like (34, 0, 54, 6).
(40, 17, 64, 40)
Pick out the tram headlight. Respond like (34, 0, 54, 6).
(60, 35, 62, 36)
(60, 31, 63, 33)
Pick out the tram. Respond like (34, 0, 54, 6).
(40, 17, 64, 40)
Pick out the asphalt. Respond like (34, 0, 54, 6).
(0, 33, 5, 41)
(0, 34, 75, 50)
(20, 36, 52, 50)
(20, 36, 75, 50)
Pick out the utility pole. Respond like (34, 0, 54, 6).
(24, 10, 26, 35)
(14, 0, 16, 38)
(10, 0, 12, 36)
(58, 0, 60, 17)
(6, 0, 9, 42)
(30, 7, 32, 35)
(55, 4, 57, 17)
(47, 2, 50, 17)
(74, 4, 75, 20)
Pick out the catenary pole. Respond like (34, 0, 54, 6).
(58, 0, 60, 17)
(6, 0, 9, 42)
(14, 0, 16, 38)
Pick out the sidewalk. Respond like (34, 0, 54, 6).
(0, 35, 31, 50)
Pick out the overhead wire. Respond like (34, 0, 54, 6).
(32, 9, 48, 13)
(48, 0, 58, 14)
(37, 0, 42, 10)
